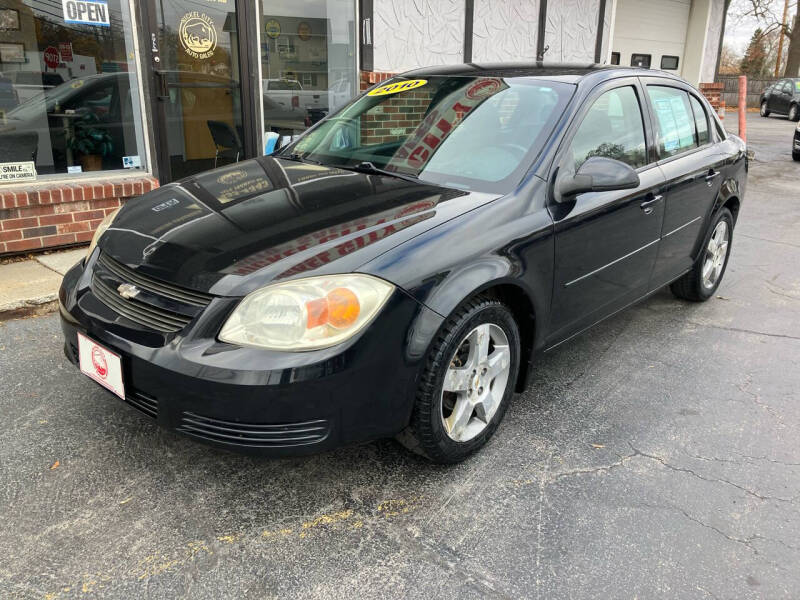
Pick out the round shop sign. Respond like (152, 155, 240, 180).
(179, 12, 217, 60)
(265, 19, 281, 39)
(43, 46, 60, 69)
(297, 22, 311, 41)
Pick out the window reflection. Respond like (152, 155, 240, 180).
(260, 0, 357, 143)
(0, 0, 143, 175)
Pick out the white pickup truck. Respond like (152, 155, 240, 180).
(262, 79, 327, 113)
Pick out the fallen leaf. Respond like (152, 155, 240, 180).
(716, 295, 729, 300)
(49, 460, 60, 470)
(119, 497, 132, 505)
(591, 444, 605, 449)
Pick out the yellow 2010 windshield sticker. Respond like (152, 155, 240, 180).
(368, 79, 427, 97)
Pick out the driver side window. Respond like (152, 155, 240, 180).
(567, 86, 647, 173)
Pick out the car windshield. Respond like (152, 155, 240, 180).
(280, 75, 575, 193)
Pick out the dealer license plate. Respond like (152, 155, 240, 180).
(77, 332, 125, 399)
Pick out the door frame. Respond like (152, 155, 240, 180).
(137, 0, 263, 184)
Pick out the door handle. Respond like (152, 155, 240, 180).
(705, 170, 720, 184)
(640, 194, 663, 214)
(154, 70, 170, 101)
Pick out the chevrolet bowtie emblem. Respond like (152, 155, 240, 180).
(117, 283, 140, 299)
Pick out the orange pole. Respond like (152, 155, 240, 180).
(738, 75, 747, 142)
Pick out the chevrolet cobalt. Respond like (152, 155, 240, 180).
(60, 65, 747, 463)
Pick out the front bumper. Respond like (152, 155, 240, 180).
(59, 256, 443, 456)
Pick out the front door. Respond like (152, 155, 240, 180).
(547, 81, 666, 345)
(147, 0, 247, 182)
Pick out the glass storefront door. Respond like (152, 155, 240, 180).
(143, 0, 357, 183)
(148, 0, 246, 181)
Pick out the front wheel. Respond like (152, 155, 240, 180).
(670, 208, 734, 302)
(397, 295, 521, 463)
(793, 150, 800, 162)
(760, 101, 770, 117)
(790, 104, 800, 122)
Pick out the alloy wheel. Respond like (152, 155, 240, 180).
(702, 220, 729, 289)
(761, 102, 768, 116)
(440, 323, 511, 442)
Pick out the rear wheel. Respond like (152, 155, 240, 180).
(789, 104, 800, 122)
(397, 295, 520, 463)
(793, 150, 800, 162)
(670, 208, 733, 302)
(760, 101, 770, 117)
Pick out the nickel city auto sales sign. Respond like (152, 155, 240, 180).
(62, 0, 110, 27)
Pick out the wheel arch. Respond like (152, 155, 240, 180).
(427, 275, 543, 394)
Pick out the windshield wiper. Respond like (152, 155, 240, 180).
(279, 153, 322, 165)
(341, 161, 420, 183)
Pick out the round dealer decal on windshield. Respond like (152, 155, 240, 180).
(91, 346, 108, 379)
(179, 12, 217, 59)
(367, 79, 427, 97)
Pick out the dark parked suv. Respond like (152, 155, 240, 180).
(760, 78, 800, 121)
(60, 64, 747, 462)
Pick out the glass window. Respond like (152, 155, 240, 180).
(260, 2, 357, 142)
(566, 86, 647, 172)
(783, 81, 794, 94)
(0, 1, 145, 177)
(283, 76, 574, 193)
(689, 95, 709, 145)
(631, 54, 651, 68)
(661, 55, 679, 70)
(610, 52, 620, 65)
(647, 86, 697, 158)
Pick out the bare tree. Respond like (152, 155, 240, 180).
(740, 0, 800, 76)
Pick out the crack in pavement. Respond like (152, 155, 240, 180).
(737, 232, 800, 250)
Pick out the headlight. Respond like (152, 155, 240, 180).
(86, 207, 120, 260)
(219, 274, 394, 351)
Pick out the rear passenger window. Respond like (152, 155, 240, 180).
(647, 86, 696, 158)
(689, 95, 709, 145)
(567, 86, 647, 171)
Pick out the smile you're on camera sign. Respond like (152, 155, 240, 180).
(62, 0, 110, 27)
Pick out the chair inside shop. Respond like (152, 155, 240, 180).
(207, 120, 243, 167)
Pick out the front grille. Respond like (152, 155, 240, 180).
(97, 254, 213, 307)
(125, 390, 158, 419)
(91, 274, 193, 333)
(177, 412, 330, 448)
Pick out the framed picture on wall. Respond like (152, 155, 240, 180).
(0, 43, 25, 63)
(0, 9, 20, 31)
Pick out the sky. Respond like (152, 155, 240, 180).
(723, 0, 796, 53)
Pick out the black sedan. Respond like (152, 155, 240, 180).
(59, 64, 747, 463)
(760, 77, 800, 121)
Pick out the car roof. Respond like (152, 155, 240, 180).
(398, 62, 685, 84)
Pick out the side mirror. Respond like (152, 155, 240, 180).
(557, 156, 640, 201)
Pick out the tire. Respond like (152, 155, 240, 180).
(790, 104, 800, 122)
(397, 295, 521, 463)
(760, 101, 770, 117)
(670, 207, 734, 302)
(793, 150, 800, 162)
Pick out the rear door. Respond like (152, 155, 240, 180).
(644, 81, 727, 288)
(547, 79, 666, 344)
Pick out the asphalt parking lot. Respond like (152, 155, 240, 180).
(1, 113, 799, 599)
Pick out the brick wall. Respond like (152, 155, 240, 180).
(699, 82, 726, 117)
(0, 176, 158, 255)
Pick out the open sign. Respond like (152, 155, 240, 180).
(62, 0, 110, 27)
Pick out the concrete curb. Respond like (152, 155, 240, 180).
(0, 295, 59, 322)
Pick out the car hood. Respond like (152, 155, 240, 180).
(99, 156, 497, 296)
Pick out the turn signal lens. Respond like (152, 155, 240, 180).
(326, 288, 360, 329)
(219, 274, 394, 351)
